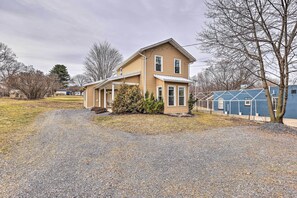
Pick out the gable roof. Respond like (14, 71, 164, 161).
(114, 38, 196, 71)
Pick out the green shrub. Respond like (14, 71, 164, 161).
(112, 86, 164, 114)
(112, 85, 144, 114)
(143, 91, 164, 114)
(188, 93, 197, 114)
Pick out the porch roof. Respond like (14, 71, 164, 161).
(83, 79, 105, 87)
(154, 74, 193, 84)
(93, 72, 141, 89)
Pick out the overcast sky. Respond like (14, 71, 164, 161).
(0, 0, 208, 77)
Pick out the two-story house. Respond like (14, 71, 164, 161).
(83, 38, 196, 114)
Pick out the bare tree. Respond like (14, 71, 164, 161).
(198, 0, 297, 123)
(0, 43, 25, 96)
(192, 58, 258, 93)
(0, 43, 23, 81)
(71, 74, 91, 87)
(84, 41, 123, 81)
(7, 67, 60, 99)
(0, 42, 15, 63)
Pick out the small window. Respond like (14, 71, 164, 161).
(178, 87, 185, 106)
(174, 59, 181, 74)
(155, 55, 163, 72)
(244, 98, 251, 106)
(218, 98, 224, 110)
(168, 86, 175, 106)
(157, 86, 163, 101)
(120, 68, 123, 75)
(291, 90, 296, 94)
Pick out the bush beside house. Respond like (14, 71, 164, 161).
(112, 85, 164, 114)
(112, 85, 144, 114)
(143, 92, 164, 114)
(188, 93, 197, 114)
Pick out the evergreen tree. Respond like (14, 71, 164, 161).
(50, 64, 70, 87)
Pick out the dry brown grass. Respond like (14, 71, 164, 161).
(0, 96, 83, 153)
(94, 112, 256, 135)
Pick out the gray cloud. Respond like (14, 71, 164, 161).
(0, 0, 207, 76)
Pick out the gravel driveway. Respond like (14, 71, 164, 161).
(0, 110, 296, 197)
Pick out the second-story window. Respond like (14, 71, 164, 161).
(174, 59, 181, 74)
(155, 55, 163, 72)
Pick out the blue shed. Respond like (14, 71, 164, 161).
(213, 85, 297, 119)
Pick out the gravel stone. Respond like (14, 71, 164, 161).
(0, 109, 296, 197)
(259, 122, 297, 135)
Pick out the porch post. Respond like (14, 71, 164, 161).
(112, 83, 115, 102)
(99, 89, 101, 107)
(104, 87, 107, 108)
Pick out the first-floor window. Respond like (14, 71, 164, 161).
(168, 86, 175, 106)
(178, 87, 185, 106)
(157, 87, 163, 101)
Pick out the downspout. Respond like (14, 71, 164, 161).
(138, 52, 147, 97)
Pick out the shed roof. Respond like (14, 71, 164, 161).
(154, 74, 193, 83)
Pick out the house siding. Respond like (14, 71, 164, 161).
(163, 82, 189, 114)
(116, 56, 144, 91)
(143, 43, 190, 96)
(117, 56, 142, 76)
(84, 84, 97, 108)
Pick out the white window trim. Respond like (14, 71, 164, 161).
(174, 58, 181, 74)
(154, 55, 163, 72)
(167, 85, 176, 107)
(156, 86, 163, 101)
(244, 99, 251, 106)
(178, 86, 186, 106)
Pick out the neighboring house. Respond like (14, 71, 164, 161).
(9, 89, 27, 99)
(55, 90, 68, 96)
(0, 83, 9, 97)
(74, 91, 82, 96)
(213, 85, 297, 118)
(83, 38, 196, 114)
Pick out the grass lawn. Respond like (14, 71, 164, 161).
(0, 96, 83, 153)
(94, 112, 256, 135)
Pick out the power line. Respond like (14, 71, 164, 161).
(182, 43, 200, 47)
(190, 65, 208, 68)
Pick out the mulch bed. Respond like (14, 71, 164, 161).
(90, 107, 107, 114)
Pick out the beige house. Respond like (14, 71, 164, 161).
(83, 38, 196, 114)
